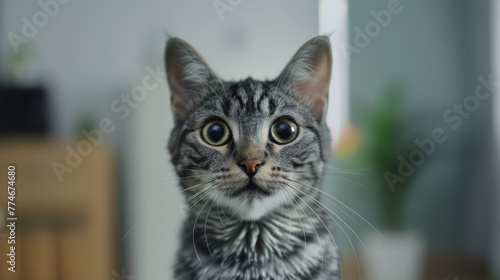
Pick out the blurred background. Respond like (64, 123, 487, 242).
(0, 0, 498, 279)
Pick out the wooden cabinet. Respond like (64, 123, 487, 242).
(0, 138, 116, 280)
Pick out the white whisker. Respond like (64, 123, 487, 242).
(283, 189, 308, 268)
(283, 183, 344, 280)
(288, 178, 387, 242)
(204, 192, 218, 256)
(192, 190, 216, 265)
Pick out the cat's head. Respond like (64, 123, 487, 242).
(165, 37, 332, 220)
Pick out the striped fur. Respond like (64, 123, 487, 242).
(165, 37, 339, 280)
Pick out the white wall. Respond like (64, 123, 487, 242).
(320, 0, 350, 145)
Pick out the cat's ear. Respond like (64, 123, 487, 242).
(276, 36, 332, 122)
(165, 38, 216, 123)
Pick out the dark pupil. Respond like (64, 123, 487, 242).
(276, 122, 294, 141)
(207, 123, 225, 143)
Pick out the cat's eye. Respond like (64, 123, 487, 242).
(270, 119, 298, 144)
(202, 120, 231, 146)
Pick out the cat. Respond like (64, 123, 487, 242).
(165, 36, 340, 280)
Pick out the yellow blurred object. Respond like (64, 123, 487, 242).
(333, 124, 362, 157)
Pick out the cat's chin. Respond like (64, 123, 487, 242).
(226, 193, 283, 221)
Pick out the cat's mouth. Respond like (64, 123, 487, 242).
(232, 181, 271, 197)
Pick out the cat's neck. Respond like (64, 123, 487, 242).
(178, 194, 339, 279)
(187, 196, 326, 263)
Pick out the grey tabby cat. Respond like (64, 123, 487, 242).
(165, 36, 340, 280)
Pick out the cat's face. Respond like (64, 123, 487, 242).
(166, 37, 332, 220)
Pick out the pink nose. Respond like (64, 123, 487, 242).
(239, 160, 263, 176)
